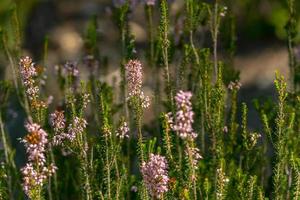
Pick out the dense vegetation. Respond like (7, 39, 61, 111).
(0, 0, 300, 199)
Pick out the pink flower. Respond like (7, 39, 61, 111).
(223, 126, 228, 133)
(185, 146, 202, 169)
(228, 81, 242, 91)
(21, 121, 57, 196)
(21, 163, 57, 196)
(50, 114, 87, 145)
(116, 121, 130, 139)
(145, 0, 156, 6)
(169, 91, 197, 139)
(140, 91, 150, 109)
(50, 111, 67, 146)
(22, 122, 48, 165)
(64, 62, 79, 77)
(141, 154, 169, 199)
(113, 0, 138, 8)
(131, 185, 138, 192)
(126, 60, 143, 97)
(82, 93, 90, 109)
(50, 111, 66, 132)
(19, 57, 37, 81)
(67, 117, 87, 141)
(125, 60, 150, 108)
(19, 56, 39, 100)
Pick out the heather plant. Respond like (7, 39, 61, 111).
(0, 0, 300, 200)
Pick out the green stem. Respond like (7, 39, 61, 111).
(137, 109, 145, 163)
(105, 134, 112, 200)
(160, 0, 174, 109)
(210, 0, 220, 82)
(0, 113, 15, 199)
(146, 5, 155, 67)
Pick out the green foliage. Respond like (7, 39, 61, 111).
(85, 15, 99, 58)
(0, 0, 300, 199)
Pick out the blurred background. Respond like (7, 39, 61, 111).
(1, 0, 299, 83)
(0, 0, 300, 165)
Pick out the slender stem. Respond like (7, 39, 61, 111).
(2, 33, 30, 116)
(189, 30, 206, 154)
(135, 100, 148, 199)
(49, 144, 58, 200)
(211, 0, 219, 82)
(105, 134, 112, 200)
(114, 156, 120, 200)
(146, 6, 155, 67)
(120, 14, 129, 120)
(161, 0, 174, 109)
(187, 140, 198, 200)
(0, 114, 11, 169)
(162, 40, 173, 108)
(163, 115, 173, 162)
(189, 31, 200, 66)
(137, 108, 145, 163)
(12, 8, 21, 52)
(146, 5, 161, 137)
(110, 134, 121, 200)
(0, 114, 14, 199)
(286, 0, 297, 91)
(48, 176, 53, 200)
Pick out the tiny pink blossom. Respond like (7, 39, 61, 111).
(50, 111, 66, 132)
(169, 91, 197, 139)
(228, 81, 242, 91)
(186, 146, 202, 169)
(22, 122, 48, 165)
(140, 91, 150, 108)
(126, 60, 143, 97)
(19, 56, 39, 100)
(64, 62, 79, 77)
(21, 163, 57, 195)
(21, 121, 57, 196)
(51, 116, 87, 146)
(67, 117, 87, 141)
(141, 154, 169, 199)
(82, 93, 91, 109)
(125, 60, 150, 108)
(223, 126, 228, 133)
(116, 121, 130, 139)
(131, 185, 138, 192)
(19, 57, 37, 81)
(145, 0, 156, 6)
